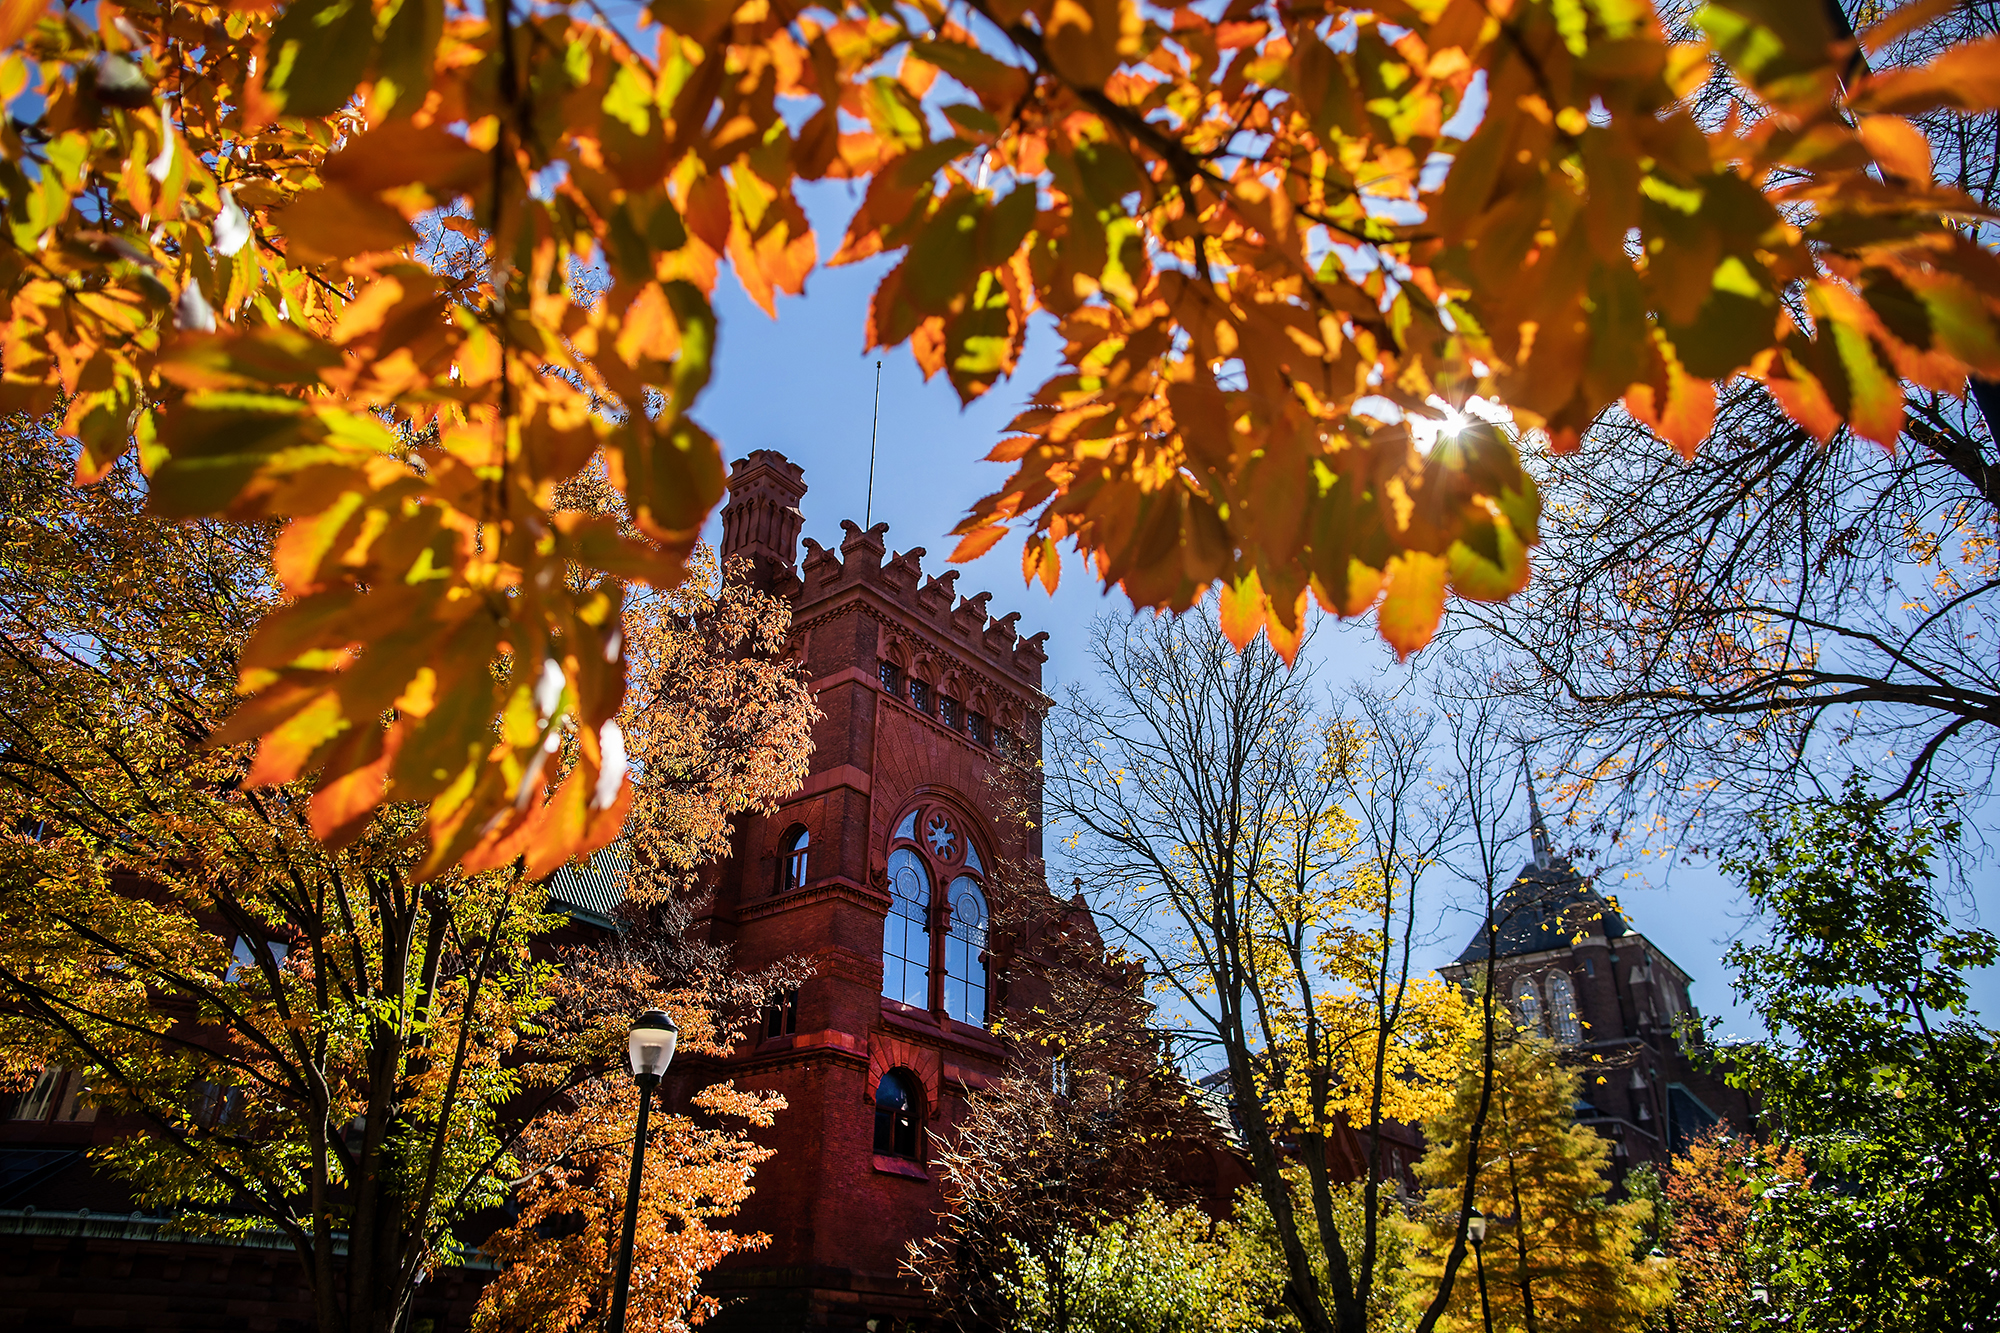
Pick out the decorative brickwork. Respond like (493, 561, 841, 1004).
(666, 451, 1063, 1331)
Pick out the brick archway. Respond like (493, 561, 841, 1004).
(867, 1032, 942, 1120)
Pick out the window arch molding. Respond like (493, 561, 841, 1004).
(778, 823, 810, 893)
(880, 793, 993, 1026)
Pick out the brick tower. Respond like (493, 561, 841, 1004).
(1440, 785, 1751, 1172)
(680, 452, 1051, 1330)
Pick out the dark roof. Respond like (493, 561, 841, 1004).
(1192, 1069, 1246, 1151)
(544, 842, 631, 927)
(1453, 855, 1627, 966)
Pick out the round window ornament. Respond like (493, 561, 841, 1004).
(925, 813, 955, 858)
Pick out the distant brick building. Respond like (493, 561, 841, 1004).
(1440, 789, 1751, 1172)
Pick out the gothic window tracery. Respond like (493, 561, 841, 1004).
(1547, 970, 1581, 1045)
(925, 813, 955, 858)
(883, 848, 931, 1009)
(883, 799, 991, 1025)
(944, 876, 988, 1026)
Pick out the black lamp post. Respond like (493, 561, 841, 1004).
(1468, 1209, 1494, 1333)
(607, 1009, 678, 1333)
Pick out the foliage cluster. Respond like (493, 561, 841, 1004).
(1655, 1128, 1812, 1333)
(1003, 1193, 1288, 1333)
(0, 411, 815, 1333)
(1401, 1035, 1670, 1333)
(1, 0, 1994, 878)
(1692, 781, 2000, 1333)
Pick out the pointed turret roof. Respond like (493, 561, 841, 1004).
(1455, 772, 1628, 965)
(1454, 856, 1628, 965)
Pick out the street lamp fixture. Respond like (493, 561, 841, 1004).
(1468, 1209, 1494, 1333)
(607, 1009, 677, 1333)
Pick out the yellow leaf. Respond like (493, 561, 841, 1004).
(1376, 551, 1448, 661)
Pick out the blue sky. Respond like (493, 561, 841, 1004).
(688, 177, 1995, 1045)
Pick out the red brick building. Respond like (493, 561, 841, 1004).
(1439, 790, 1751, 1172)
(672, 449, 1055, 1330)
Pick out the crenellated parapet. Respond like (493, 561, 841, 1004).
(791, 519, 1046, 695)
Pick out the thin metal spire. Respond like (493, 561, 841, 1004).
(1522, 754, 1553, 869)
(864, 360, 882, 527)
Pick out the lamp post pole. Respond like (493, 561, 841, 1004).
(1469, 1210, 1494, 1333)
(607, 1010, 678, 1333)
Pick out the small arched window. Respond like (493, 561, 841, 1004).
(1547, 971, 1581, 1045)
(1511, 976, 1545, 1036)
(882, 847, 932, 1009)
(943, 876, 988, 1026)
(780, 825, 809, 893)
(874, 1067, 922, 1158)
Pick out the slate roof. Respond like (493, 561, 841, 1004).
(544, 842, 631, 927)
(1452, 855, 1628, 966)
(1193, 1069, 1247, 1151)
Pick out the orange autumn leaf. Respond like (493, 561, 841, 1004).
(2, 0, 1995, 879)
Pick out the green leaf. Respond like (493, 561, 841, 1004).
(904, 194, 984, 316)
(373, 0, 442, 117)
(265, 0, 378, 117)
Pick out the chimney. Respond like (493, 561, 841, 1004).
(719, 450, 807, 591)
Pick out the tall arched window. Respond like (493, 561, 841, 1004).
(1547, 971, 1581, 1045)
(883, 800, 990, 1020)
(882, 847, 931, 1008)
(943, 876, 988, 1026)
(780, 825, 809, 893)
(874, 1067, 922, 1158)
(1511, 976, 1545, 1036)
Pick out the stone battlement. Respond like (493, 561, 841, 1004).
(799, 519, 1048, 690)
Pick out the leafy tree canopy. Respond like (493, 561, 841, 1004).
(3, 0, 1995, 872)
(1710, 779, 2000, 1333)
(1401, 1034, 1671, 1333)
